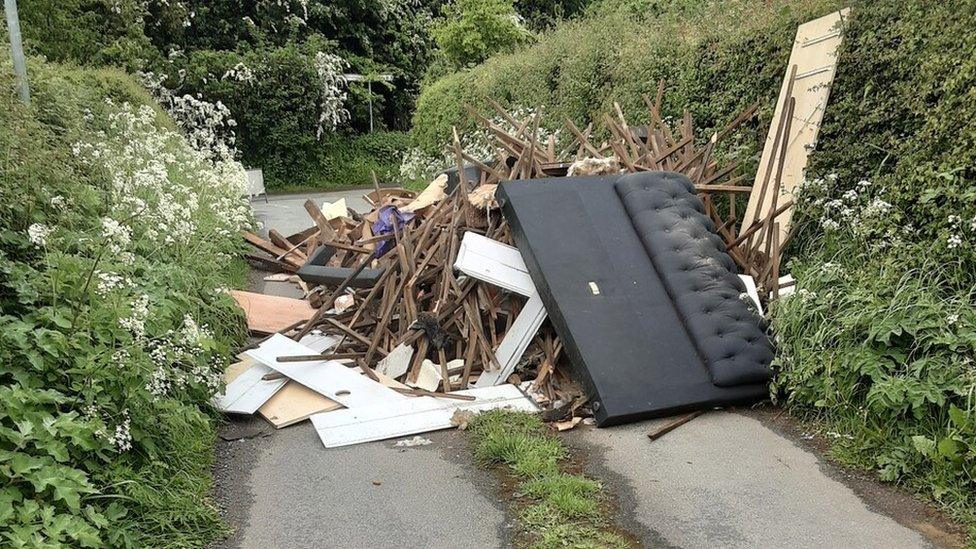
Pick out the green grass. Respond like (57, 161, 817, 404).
(466, 411, 630, 548)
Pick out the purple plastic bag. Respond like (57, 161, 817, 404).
(371, 205, 415, 256)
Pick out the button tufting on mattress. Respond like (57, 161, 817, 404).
(615, 172, 773, 388)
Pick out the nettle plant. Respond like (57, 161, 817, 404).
(1, 98, 251, 545)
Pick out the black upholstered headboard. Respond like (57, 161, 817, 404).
(615, 172, 773, 387)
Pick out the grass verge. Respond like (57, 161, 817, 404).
(467, 411, 631, 548)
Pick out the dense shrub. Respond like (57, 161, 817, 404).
(0, 54, 250, 546)
(412, 0, 840, 158)
(430, 0, 535, 70)
(773, 0, 976, 531)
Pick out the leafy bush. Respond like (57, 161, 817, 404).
(0, 54, 249, 546)
(412, 0, 841, 155)
(772, 0, 976, 532)
(431, 0, 535, 69)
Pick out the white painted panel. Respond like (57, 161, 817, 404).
(737, 274, 764, 316)
(474, 293, 548, 388)
(298, 332, 341, 353)
(454, 232, 536, 296)
(246, 334, 407, 408)
(310, 384, 538, 447)
(214, 362, 286, 414)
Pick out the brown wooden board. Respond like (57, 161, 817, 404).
(230, 290, 315, 335)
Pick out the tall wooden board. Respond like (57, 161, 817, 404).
(742, 9, 849, 246)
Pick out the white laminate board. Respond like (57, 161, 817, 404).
(310, 384, 538, 447)
(454, 232, 536, 296)
(214, 361, 287, 414)
(474, 293, 548, 388)
(246, 334, 407, 408)
(738, 274, 764, 316)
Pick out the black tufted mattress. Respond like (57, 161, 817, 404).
(497, 172, 773, 426)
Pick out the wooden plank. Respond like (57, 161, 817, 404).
(743, 9, 849, 244)
(243, 231, 303, 268)
(647, 411, 704, 441)
(309, 384, 538, 448)
(230, 290, 315, 335)
(246, 334, 406, 408)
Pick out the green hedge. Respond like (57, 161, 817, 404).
(773, 0, 976, 534)
(412, 0, 841, 163)
(0, 54, 250, 546)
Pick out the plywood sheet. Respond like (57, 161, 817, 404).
(310, 384, 538, 447)
(231, 290, 315, 334)
(743, 9, 849, 245)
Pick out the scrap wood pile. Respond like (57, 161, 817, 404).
(229, 83, 804, 443)
(221, 10, 841, 444)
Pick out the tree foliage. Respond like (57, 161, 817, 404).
(430, 0, 535, 69)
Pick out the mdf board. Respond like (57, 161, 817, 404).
(231, 290, 315, 334)
(246, 334, 408, 408)
(258, 382, 341, 429)
(310, 384, 538, 448)
(743, 9, 849, 246)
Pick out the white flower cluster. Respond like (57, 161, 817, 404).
(95, 270, 133, 296)
(143, 314, 221, 398)
(138, 71, 239, 162)
(101, 217, 132, 254)
(27, 223, 53, 247)
(106, 410, 132, 452)
(313, 52, 350, 138)
(802, 176, 899, 246)
(947, 214, 966, 249)
(119, 294, 150, 340)
(222, 62, 256, 84)
(70, 100, 251, 253)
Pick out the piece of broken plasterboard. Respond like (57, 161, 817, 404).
(377, 343, 413, 379)
(408, 359, 443, 392)
(246, 334, 407, 408)
(310, 383, 538, 448)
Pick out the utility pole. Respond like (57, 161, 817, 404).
(4, 0, 29, 104)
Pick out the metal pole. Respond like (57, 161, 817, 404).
(4, 0, 29, 104)
(367, 80, 373, 132)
